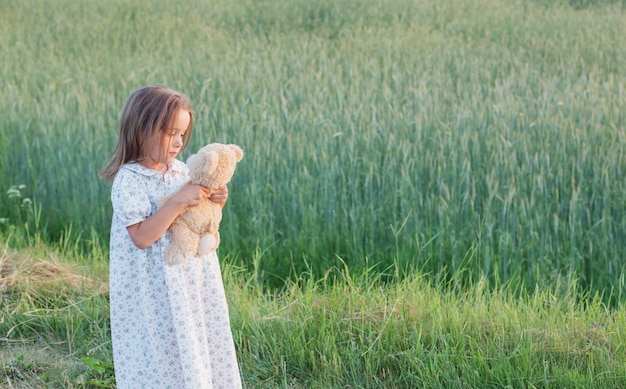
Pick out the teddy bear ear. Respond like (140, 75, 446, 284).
(188, 149, 219, 174)
(186, 153, 199, 169)
(228, 144, 244, 162)
(204, 149, 220, 174)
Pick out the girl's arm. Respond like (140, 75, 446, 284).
(127, 183, 228, 249)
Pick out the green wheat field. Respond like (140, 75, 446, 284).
(2, 0, 626, 387)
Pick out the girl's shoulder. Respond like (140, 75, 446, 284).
(112, 162, 160, 189)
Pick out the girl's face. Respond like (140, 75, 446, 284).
(142, 109, 191, 171)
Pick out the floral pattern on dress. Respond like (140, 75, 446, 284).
(109, 160, 241, 389)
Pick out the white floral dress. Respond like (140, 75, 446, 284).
(108, 160, 241, 389)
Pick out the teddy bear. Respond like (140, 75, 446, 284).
(164, 143, 244, 266)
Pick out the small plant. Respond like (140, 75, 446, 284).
(2, 184, 33, 227)
(0, 184, 43, 244)
(79, 357, 115, 388)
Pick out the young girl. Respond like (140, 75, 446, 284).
(99, 85, 242, 389)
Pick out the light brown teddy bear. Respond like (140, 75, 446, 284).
(165, 143, 244, 266)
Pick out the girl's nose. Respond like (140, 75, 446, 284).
(173, 134, 184, 147)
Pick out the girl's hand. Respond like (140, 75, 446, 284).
(209, 185, 229, 206)
(175, 182, 212, 207)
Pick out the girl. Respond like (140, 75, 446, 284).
(99, 85, 242, 388)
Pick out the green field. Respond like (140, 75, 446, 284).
(2, 0, 626, 292)
(2, 0, 626, 387)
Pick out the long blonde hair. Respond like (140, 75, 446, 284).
(99, 85, 194, 182)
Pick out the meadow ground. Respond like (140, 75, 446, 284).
(2, 240, 626, 388)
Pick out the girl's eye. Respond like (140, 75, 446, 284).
(165, 129, 186, 139)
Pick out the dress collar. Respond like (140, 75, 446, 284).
(122, 159, 186, 177)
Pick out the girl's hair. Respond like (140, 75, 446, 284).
(99, 85, 194, 182)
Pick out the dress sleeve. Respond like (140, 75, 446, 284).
(111, 169, 152, 228)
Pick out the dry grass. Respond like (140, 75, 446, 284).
(0, 243, 112, 388)
(0, 244, 108, 299)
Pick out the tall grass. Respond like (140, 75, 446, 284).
(2, 243, 626, 387)
(1, 0, 626, 295)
